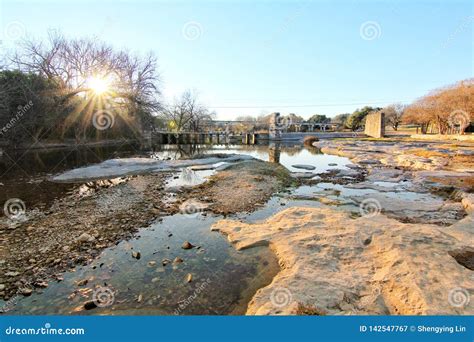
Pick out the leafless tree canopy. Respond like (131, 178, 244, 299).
(383, 103, 406, 131)
(11, 31, 162, 134)
(160, 90, 215, 132)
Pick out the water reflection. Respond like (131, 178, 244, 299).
(268, 142, 281, 163)
(0, 142, 348, 214)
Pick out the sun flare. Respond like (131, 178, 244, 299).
(87, 76, 110, 95)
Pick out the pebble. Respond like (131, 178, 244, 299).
(132, 251, 141, 259)
(182, 241, 194, 250)
(77, 233, 95, 243)
(76, 279, 89, 286)
(186, 273, 193, 283)
(162, 258, 171, 266)
(84, 300, 97, 310)
(173, 257, 184, 264)
(20, 288, 33, 296)
(148, 261, 157, 266)
(35, 281, 48, 288)
(5, 271, 20, 277)
(0, 284, 5, 291)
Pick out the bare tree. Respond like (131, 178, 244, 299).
(161, 90, 214, 132)
(384, 103, 406, 131)
(11, 31, 162, 137)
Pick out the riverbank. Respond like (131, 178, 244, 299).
(1, 139, 472, 315)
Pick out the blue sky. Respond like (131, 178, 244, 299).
(1, 0, 472, 120)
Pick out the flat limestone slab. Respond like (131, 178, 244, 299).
(52, 154, 254, 182)
(291, 164, 316, 171)
(212, 207, 474, 315)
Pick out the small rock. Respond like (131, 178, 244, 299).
(76, 279, 89, 286)
(35, 281, 48, 288)
(84, 300, 97, 310)
(290, 172, 315, 179)
(20, 288, 33, 296)
(151, 277, 159, 283)
(186, 273, 193, 283)
(132, 251, 141, 259)
(162, 258, 171, 266)
(182, 241, 194, 250)
(148, 261, 157, 266)
(137, 294, 143, 303)
(173, 257, 184, 264)
(77, 233, 95, 243)
(328, 163, 338, 166)
(0, 284, 5, 291)
(5, 271, 20, 277)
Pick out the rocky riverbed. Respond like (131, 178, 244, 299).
(0, 154, 293, 302)
(212, 138, 474, 315)
(1, 139, 473, 315)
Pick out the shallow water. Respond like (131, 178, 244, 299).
(4, 213, 278, 315)
(1, 142, 352, 315)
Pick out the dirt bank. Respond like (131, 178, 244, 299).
(179, 160, 295, 215)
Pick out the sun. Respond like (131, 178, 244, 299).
(87, 76, 110, 95)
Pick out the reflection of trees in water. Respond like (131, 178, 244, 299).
(267, 142, 322, 163)
(0, 143, 143, 177)
(149, 144, 211, 160)
(306, 146, 322, 155)
(181, 168, 200, 184)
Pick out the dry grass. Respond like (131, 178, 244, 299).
(407, 149, 447, 158)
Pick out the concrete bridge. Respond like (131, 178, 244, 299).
(151, 113, 338, 144)
(151, 131, 269, 145)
